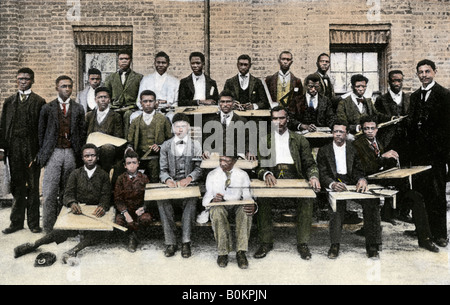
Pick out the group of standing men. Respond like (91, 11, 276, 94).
(1, 48, 449, 269)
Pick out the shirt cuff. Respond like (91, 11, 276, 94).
(252, 103, 259, 110)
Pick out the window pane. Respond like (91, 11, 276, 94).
(347, 53, 362, 72)
(331, 52, 346, 72)
(364, 72, 379, 93)
(331, 72, 347, 93)
(363, 53, 378, 71)
(84, 52, 118, 86)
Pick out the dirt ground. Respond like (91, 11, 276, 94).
(0, 187, 449, 286)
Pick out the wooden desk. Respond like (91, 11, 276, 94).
(175, 106, 218, 115)
(327, 184, 399, 212)
(53, 204, 117, 231)
(367, 166, 431, 189)
(86, 132, 127, 147)
(200, 158, 258, 169)
(235, 109, 271, 117)
(250, 179, 316, 198)
(206, 199, 255, 207)
(144, 183, 201, 201)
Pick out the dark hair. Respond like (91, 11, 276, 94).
(350, 74, 369, 87)
(316, 53, 330, 63)
(17, 67, 35, 80)
(189, 52, 205, 63)
(388, 70, 404, 81)
(88, 68, 102, 76)
(219, 89, 235, 100)
(118, 49, 132, 60)
(140, 89, 156, 100)
(172, 113, 190, 125)
(124, 149, 139, 161)
(270, 105, 288, 117)
(155, 51, 170, 64)
(416, 59, 436, 71)
(305, 73, 321, 84)
(237, 54, 252, 65)
(81, 143, 99, 156)
(94, 86, 111, 97)
(331, 120, 349, 132)
(55, 75, 73, 86)
(360, 115, 378, 126)
(279, 51, 293, 59)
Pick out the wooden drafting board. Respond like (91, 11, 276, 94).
(53, 204, 117, 231)
(175, 106, 218, 115)
(250, 179, 316, 198)
(200, 158, 258, 169)
(235, 109, 271, 117)
(86, 132, 127, 147)
(367, 166, 431, 180)
(327, 184, 399, 212)
(145, 183, 201, 201)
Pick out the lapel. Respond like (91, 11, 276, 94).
(268, 73, 278, 101)
(232, 75, 240, 101)
(187, 75, 195, 95)
(327, 143, 338, 178)
(248, 74, 256, 97)
(345, 142, 354, 177)
(402, 92, 410, 114)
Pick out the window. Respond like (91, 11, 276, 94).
(330, 52, 380, 94)
(82, 51, 118, 86)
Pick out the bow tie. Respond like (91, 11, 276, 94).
(176, 140, 185, 145)
(356, 98, 365, 105)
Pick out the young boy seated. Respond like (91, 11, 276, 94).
(114, 150, 152, 252)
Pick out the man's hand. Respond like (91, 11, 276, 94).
(202, 151, 211, 160)
(150, 144, 160, 153)
(309, 177, 321, 192)
(243, 103, 254, 110)
(123, 211, 134, 223)
(356, 178, 368, 193)
(381, 150, 399, 160)
(212, 193, 224, 203)
(243, 204, 256, 216)
(93, 206, 105, 218)
(165, 179, 177, 188)
(331, 182, 347, 192)
(264, 173, 277, 187)
(246, 152, 257, 161)
(178, 176, 193, 187)
(70, 203, 82, 214)
(136, 207, 145, 217)
(201, 99, 216, 105)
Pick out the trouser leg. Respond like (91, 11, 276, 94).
(329, 201, 346, 244)
(296, 198, 313, 244)
(256, 198, 273, 245)
(210, 206, 232, 255)
(235, 205, 252, 252)
(181, 198, 197, 244)
(157, 199, 177, 245)
(360, 199, 382, 247)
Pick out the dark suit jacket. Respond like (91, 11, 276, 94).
(223, 74, 270, 109)
(0, 92, 46, 159)
(336, 95, 389, 134)
(86, 108, 124, 139)
(265, 71, 303, 112)
(177, 74, 219, 106)
(288, 94, 335, 130)
(104, 70, 143, 109)
(353, 136, 397, 175)
(408, 82, 450, 163)
(375, 91, 410, 117)
(257, 130, 319, 180)
(316, 140, 366, 187)
(37, 99, 86, 167)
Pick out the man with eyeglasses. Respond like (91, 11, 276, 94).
(37, 75, 86, 232)
(289, 74, 335, 132)
(0, 68, 46, 234)
(336, 74, 389, 135)
(352, 115, 439, 253)
(317, 121, 381, 259)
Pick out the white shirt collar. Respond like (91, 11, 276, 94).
(192, 73, 205, 81)
(19, 89, 32, 95)
(279, 70, 291, 77)
(175, 135, 188, 144)
(333, 141, 346, 151)
(58, 96, 70, 104)
(84, 166, 97, 178)
(421, 80, 435, 91)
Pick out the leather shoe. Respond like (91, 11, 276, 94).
(327, 243, 340, 259)
(127, 235, 138, 253)
(181, 242, 191, 258)
(433, 238, 449, 247)
(253, 244, 273, 259)
(217, 255, 228, 268)
(30, 227, 42, 234)
(2, 226, 23, 234)
(297, 243, 312, 260)
(418, 239, 439, 253)
(236, 251, 249, 269)
(14, 243, 36, 258)
(367, 245, 379, 259)
(164, 245, 178, 257)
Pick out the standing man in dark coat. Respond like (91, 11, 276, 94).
(408, 59, 450, 247)
(312, 53, 339, 112)
(0, 68, 46, 234)
(177, 52, 219, 107)
(37, 75, 87, 233)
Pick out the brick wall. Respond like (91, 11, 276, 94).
(0, 0, 449, 106)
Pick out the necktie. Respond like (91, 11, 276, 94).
(20, 94, 27, 102)
(120, 71, 126, 85)
(309, 97, 315, 108)
(240, 75, 247, 88)
(222, 114, 229, 126)
(225, 171, 231, 190)
(357, 98, 365, 105)
(421, 89, 430, 103)
(62, 103, 67, 116)
(371, 141, 380, 156)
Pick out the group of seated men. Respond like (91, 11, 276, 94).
(1, 49, 449, 269)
